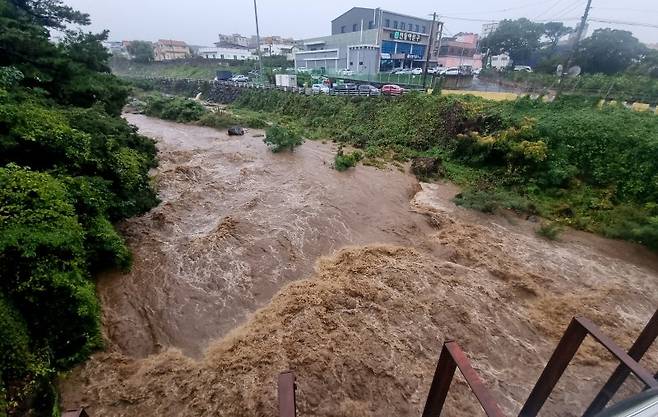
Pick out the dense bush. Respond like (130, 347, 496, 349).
(480, 71, 658, 104)
(143, 94, 206, 123)
(263, 125, 304, 152)
(197, 111, 238, 129)
(0, 1, 160, 414)
(334, 149, 363, 171)
(234, 89, 658, 250)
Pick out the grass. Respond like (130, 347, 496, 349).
(334, 149, 363, 171)
(537, 222, 563, 240)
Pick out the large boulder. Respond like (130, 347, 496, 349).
(411, 157, 443, 179)
(228, 126, 245, 136)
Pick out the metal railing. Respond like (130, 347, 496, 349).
(422, 341, 506, 417)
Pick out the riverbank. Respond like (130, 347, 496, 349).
(60, 115, 658, 417)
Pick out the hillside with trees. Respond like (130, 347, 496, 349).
(0, 0, 158, 415)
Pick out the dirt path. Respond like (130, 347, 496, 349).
(61, 115, 658, 417)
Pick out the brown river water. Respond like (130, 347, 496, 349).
(60, 114, 658, 417)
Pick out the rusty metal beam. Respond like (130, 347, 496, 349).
(422, 343, 459, 417)
(422, 341, 507, 417)
(519, 316, 658, 417)
(518, 318, 588, 417)
(583, 310, 658, 417)
(278, 371, 297, 417)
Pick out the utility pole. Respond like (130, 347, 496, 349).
(422, 12, 437, 89)
(253, 0, 263, 82)
(557, 0, 592, 96)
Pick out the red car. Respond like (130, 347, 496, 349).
(381, 84, 404, 96)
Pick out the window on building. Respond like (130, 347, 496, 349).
(400, 22, 405, 30)
(415, 24, 420, 32)
(221, 54, 224, 59)
(422, 26, 426, 33)
(359, 61, 364, 65)
(385, 19, 390, 27)
(368, 20, 374, 29)
(341, 26, 346, 33)
(353, 23, 358, 32)
(393, 20, 398, 29)
(349, 61, 353, 65)
(234, 55, 237, 60)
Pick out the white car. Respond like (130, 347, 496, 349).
(230, 75, 249, 82)
(441, 67, 460, 76)
(514, 65, 533, 72)
(427, 67, 442, 74)
(394, 68, 412, 75)
(311, 83, 330, 94)
(338, 68, 354, 76)
(411, 67, 423, 75)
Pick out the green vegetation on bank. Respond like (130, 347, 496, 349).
(232, 90, 658, 250)
(0, 1, 158, 414)
(480, 69, 658, 104)
(140, 93, 267, 130)
(334, 148, 363, 171)
(263, 125, 304, 152)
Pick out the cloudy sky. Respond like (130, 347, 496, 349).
(65, 0, 658, 44)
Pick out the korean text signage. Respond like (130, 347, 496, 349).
(390, 31, 422, 43)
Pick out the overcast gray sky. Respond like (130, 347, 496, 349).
(65, 0, 658, 44)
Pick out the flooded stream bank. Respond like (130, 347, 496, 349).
(61, 115, 658, 417)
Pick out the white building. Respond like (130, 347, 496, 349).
(489, 53, 511, 69)
(262, 43, 299, 60)
(217, 33, 249, 48)
(198, 47, 258, 61)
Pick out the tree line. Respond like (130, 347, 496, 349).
(0, 0, 158, 415)
(480, 18, 658, 76)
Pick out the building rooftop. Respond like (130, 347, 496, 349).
(157, 39, 187, 47)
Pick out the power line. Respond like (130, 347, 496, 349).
(440, 0, 557, 16)
(550, 0, 586, 20)
(534, 0, 569, 20)
(439, 16, 497, 23)
(591, 7, 658, 14)
(588, 18, 658, 29)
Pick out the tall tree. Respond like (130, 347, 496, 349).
(127, 40, 154, 63)
(576, 29, 647, 74)
(7, 0, 89, 28)
(543, 21, 573, 49)
(481, 18, 545, 65)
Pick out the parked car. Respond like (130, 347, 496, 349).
(514, 65, 533, 72)
(230, 74, 249, 82)
(472, 68, 482, 76)
(297, 67, 312, 73)
(311, 83, 330, 94)
(393, 68, 412, 75)
(441, 67, 460, 76)
(334, 83, 358, 93)
(411, 67, 423, 75)
(427, 67, 442, 74)
(381, 84, 404, 96)
(338, 68, 354, 76)
(358, 84, 380, 96)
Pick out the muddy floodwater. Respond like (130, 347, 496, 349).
(61, 115, 658, 417)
